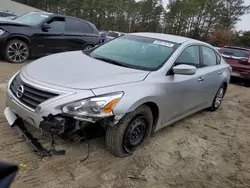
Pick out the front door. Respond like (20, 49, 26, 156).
(162, 45, 207, 124)
(32, 17, 67, 56)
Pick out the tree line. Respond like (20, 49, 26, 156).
(15, 0, 250, 46)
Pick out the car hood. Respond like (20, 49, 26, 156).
(0, 18, 30, 27)
(23, 51, 150, 89)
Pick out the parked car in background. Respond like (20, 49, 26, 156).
(218, 46, 250, 87)
(105, 31, 126, 42)
(4, 33, 230, 157)
(0, 11, 17, 19)
(0, 11, 101, 63)
(213, 46, 220, 51)
(5, 15, 18, 20)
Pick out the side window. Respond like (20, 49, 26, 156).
(175, 46, 200, 68)
(66, 18, 93, 33)
(216, 53, 221, 64)
(47, 17, 65, 32)
(201, 46, 217, 67)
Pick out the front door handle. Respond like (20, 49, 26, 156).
(198, 77, 204, 82)
(218, 70, 223, 75)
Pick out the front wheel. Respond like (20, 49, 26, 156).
(210, 84, 226, 111)
(105, 105, 153, 157)
(4, 39, 30, 63)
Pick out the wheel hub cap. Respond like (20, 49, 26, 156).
(123, 116, 147, 153)
(215, 88, 224, 108)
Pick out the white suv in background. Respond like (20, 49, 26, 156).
(105, 31, 126, 42)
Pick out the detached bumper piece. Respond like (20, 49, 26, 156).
(15, 119, 65, 157)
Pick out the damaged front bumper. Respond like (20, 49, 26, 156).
(4, 90, 124, 157)
(4, 107, 65, 157)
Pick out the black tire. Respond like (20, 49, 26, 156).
(105, 105, 153, 158)
(210, 84, 226, 111)
(4, 39, 30, 63)
(244, 80, 250, 87)
(83, 44, 94, 51)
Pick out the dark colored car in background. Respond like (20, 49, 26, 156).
(218, 46, 250, 87)
(0, 11, 101, 63)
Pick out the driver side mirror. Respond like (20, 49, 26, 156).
(173, 64, 197, 75)
(41, 23, 51, 31)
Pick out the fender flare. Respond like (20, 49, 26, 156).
(7, 34, 31, 45)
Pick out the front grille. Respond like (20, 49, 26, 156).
(10, 75, 59, 110)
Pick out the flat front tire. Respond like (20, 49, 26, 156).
(105, 105, 153, 157)
(5, 39, 30, 63)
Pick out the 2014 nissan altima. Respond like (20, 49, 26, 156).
(4, 33, 231, 157)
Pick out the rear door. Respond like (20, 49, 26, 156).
(199, 46, 225, 104)
(65, 18, 99, 51)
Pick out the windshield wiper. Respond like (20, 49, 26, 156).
(92, 56, 129, 68)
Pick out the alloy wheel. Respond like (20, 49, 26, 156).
(83, 45, 93, 51)
(7, 42, 28, 63)
(214, 87, 224, 108)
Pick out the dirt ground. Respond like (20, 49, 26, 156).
(0, 61, 250, 188)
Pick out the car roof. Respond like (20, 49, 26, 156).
(223, 46, 250, 51)
(129, 32, 204, 44)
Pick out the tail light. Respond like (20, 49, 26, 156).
(98, 35, 101, 41)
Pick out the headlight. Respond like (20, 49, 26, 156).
(62, 92, 124, 117)
(0, 29, 5, 35)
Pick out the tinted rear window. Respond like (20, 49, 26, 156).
(220, 48, 249, 58)
(107, 32, 119, 37)
(66, 18, 93, 33)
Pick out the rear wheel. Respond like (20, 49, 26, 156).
(4, 39, 30, 63)
(105, 105, 153, 157)
(83, 45, 94, 51)
(210, 84, 226, 111)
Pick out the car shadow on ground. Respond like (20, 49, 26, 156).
(230, 77, 249, 87)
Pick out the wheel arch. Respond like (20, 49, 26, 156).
(83, 42, 96, 48)
(6, 35, 31, 46)
(127, 100, 160, 133)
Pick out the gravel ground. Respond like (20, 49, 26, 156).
(0, 61, 250, 188)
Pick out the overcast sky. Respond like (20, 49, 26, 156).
(146, 0, 250, 31)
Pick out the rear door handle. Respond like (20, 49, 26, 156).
(198, 77, 204, 82)
(218, 70, 223, 75)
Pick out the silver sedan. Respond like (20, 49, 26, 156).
(5, 32, 231, 157)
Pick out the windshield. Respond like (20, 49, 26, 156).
(90, 35, 177, 70)
(15, 12, 51, 25)
(220, 48, 249, 58)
